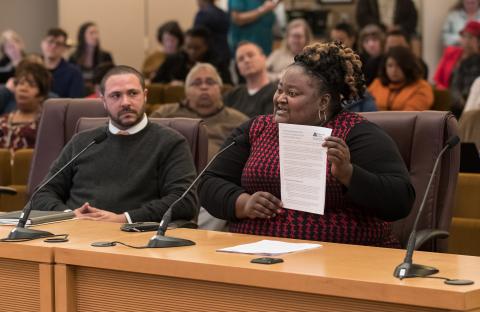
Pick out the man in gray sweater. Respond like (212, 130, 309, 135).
(35, 65, 198, 223)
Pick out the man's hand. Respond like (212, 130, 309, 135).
(74, 202, 127, 223)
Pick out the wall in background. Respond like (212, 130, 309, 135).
(0, 0, 462, 82)
(0, 0, 58, 54)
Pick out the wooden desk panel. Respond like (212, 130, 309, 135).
(32, 220, 480, 312)
(0, 226, 55, 312)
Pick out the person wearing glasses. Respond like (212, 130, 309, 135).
(41, 28, 84, 98)
(152, 63, 247, 231)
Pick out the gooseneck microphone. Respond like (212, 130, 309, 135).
(5, 132, 108, 241)
(394, 135, 460, 279)
(147, 134, 245, 248)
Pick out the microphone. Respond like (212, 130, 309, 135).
(394, 135, 460, 279)
(146, 134, 246, 248)
(5, 132, 108, 241)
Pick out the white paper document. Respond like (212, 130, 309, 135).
(278, 123, 332, 215)
(217, 239, 321, 256)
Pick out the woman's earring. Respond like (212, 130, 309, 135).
(318, 109, 327, 125)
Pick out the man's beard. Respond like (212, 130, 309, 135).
(109, 106, 145, 129)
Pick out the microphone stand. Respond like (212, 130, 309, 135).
(147, 140, 237, 248)
(6, 134, 107, 241)
(394, 136, 459, 279)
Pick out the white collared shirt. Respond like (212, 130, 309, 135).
(108, 113, 148, 135)
(107, 113, 148, 224)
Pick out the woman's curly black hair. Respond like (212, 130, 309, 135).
(293, 41, 366, 108)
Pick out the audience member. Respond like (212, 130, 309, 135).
(85, 62, 115, 98)
(41, 28, 84, 98)
(0, 30, 25, 84)
(463, 76, 480, 112)
(369, 46, 433, 111)
(266, 18, 312, 80)
(450, 22, 480, 117)
(434, 21, 480, 89)
(0, 61, 51, 154)
(153, 27, 231, 85)
(152, 63, 248, 159)
(343, 91, 378, 112)
(330, 22, 356, 49)
(69, 22, 114, 95)
(358, 24, 385, 86)
(194, 0, 230, 67)
(0, 55, 52, 115)
(199, 42, 414, 246)
(356, 0, 418, 37)
(228, 0, 279, 56)
(385, 29, 429, 79)
(224, 41, 276, 117)
(152, 63, 248, 231)
(35, 65, 198, 223)
(142, 21, 184, 80)
(443, 0, 480, 46)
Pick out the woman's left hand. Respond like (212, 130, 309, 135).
(322, 136, 353, 187)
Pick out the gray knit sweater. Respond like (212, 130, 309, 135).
(34, 122, 198, 222)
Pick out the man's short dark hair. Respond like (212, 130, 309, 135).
(236, 40, 265, 55)
(45, 28, 68, 41)
(185, 27, 211, 43)
(386, 29, 411, 43)
(100, 65, 145, 95)
(333, 22, 356, 38)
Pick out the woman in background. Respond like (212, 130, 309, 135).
(0, 61, 51, 153)
(357, 24, 385, 86)
(0, 30, 25, 84)
(443, 0, 480, 46)
(142, 21, 184, 80)
(69, 22, 113, 94)
(266, 18, 312, 80)
(369, 46, 433, 111)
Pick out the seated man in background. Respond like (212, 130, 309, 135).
(35, 65, 198, 223)
(152, 63, 248, 230)
(224, 41, 277, 117)
(41, 28, 84, 98)
(330, 22, 356, 49)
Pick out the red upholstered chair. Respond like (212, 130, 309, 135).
(362, 111, 460, 252)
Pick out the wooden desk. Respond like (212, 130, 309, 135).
(19, 220, 476, 312)
(0, 225, 55, 312)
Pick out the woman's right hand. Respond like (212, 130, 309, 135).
(235, 192, 283, 219)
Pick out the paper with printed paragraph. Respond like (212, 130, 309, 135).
(279, 123, 332, 215)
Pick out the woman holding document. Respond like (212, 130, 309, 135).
(198, 42, 415, 247)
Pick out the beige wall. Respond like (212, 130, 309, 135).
(421, 0, 457, 81)
(0, 0, 58, 54)
(58, 0, 197, 70)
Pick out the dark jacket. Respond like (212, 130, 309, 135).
(356, 0, 418, 36)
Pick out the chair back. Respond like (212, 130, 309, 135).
(75, 117, 208, 173)
(362, 111, 460, 251)
(28, 98, 108, 193)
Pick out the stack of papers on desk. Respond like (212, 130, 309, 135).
(0, 210, 75, 226)
(217, 239, 321, 256)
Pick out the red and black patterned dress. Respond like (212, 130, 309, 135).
(0, 112, 38, 153)
(199, 111, 415, 247)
